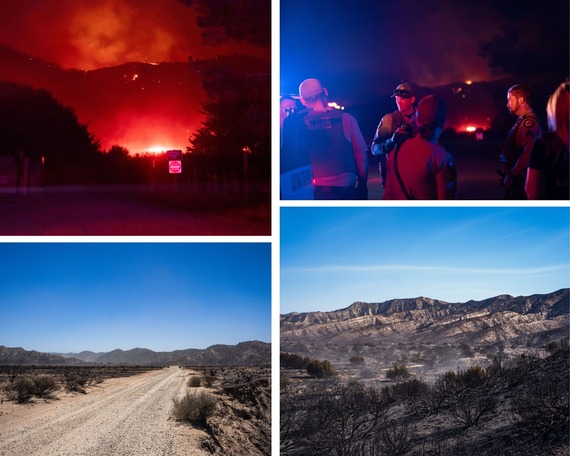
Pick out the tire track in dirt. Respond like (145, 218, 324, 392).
(0, 366, 189, 456)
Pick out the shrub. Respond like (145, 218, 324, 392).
(460, 343, 475, 358)
(350, 355, 365, 365)
(280, 352, 311, 369)
(172, 391, 217, 424)
(509, 343, 569, 435)
(441, 366, 497, 427)
(32, 376, 59, 398)
(281, 382, 389, 455)
(203, 375, 216, 387)
(306, 359, 336, 378)
(390, 378, 429, 402)
(280, 372, 290, 393)
(64, 372, 89, 393)
(188, 375, 202, 387)
(386, 362, 411, 382)
(3, 377, 36, 403)
(460, 365, 487, 386)
(374, 422, 415, 455)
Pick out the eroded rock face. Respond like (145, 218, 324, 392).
(281, 289, 570, 346)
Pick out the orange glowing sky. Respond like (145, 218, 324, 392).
(0, 0, 269, 154)
(0, 0, 266, 70)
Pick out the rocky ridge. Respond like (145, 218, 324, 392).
(281, 289, 569, 346)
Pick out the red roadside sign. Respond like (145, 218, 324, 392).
(169, 160, 182, 174)
(167, 150, 183, 174)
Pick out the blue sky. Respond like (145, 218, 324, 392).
(0, 243, 271, 353)
(281, 207, 570, 314)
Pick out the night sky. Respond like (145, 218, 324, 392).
(0, 0, 269, 153)
(0, 0, 266, 70)
(281, 0, 568, 133)
(281, 0, 499, 90)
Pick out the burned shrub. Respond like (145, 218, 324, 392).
(441, 366, 497, 428)
(281, 382, 389, 455)
(390, 378, 429, 402)
(509, 343, 569, 437)
(386, 362, 411, 382)
(350, 355, 365, 365)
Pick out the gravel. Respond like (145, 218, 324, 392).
(0, 366, 191, 455)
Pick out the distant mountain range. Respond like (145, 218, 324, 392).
(0, 341, 270, 366)
(281, 289, 569, 348)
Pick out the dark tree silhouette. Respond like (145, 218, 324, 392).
(178, 0, 270, 47)
(180, 0, 270, 181)
(0, 81, 101, 184)
(107, 145, 130, 159)
(477, 0, 569, 84)
(186, 59, 270, 179)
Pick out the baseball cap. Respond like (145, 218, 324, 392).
(299, 78, 324, 99)
(391, 82, 415, 99)
(416, 95, 447, 127)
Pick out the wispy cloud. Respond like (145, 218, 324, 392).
(283, 263, 568, 276)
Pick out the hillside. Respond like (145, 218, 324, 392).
(281, 289, 569, 347)
(0, 346, 83, 366)
(0, 44, 269, 153)
(0, 44, 205, 152)
(281, 290, 569, 455)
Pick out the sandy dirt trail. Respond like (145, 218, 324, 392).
(0, 366, 199, 456)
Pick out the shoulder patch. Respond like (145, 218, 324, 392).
(523, 118, 537, 128)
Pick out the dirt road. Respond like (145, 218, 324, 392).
(0, 366, 201, 456)
(0, 184, 270, 235)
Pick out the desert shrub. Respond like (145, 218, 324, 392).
(350, 355, 365, 365)
(64, 372, 89, 393)
(3, 377, 36, 403)
(386, 362, 411, 382)
(280, 352, 311, 369)
(172, 391, 217, 424)
(188, 375, 202, 387)
(458, 365, 488, 388)
(32, 375, 59, 398)
(460, 343, 475, 358)
(203, 375, 216, 387)
(306, 359, 336, 378)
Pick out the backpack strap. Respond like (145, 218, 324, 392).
(392, 142, 413, 200)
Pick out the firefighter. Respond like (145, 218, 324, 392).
(500, 84, 542, 199)
(371, 82, 418, 188)
(282, 78, 368, 200)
